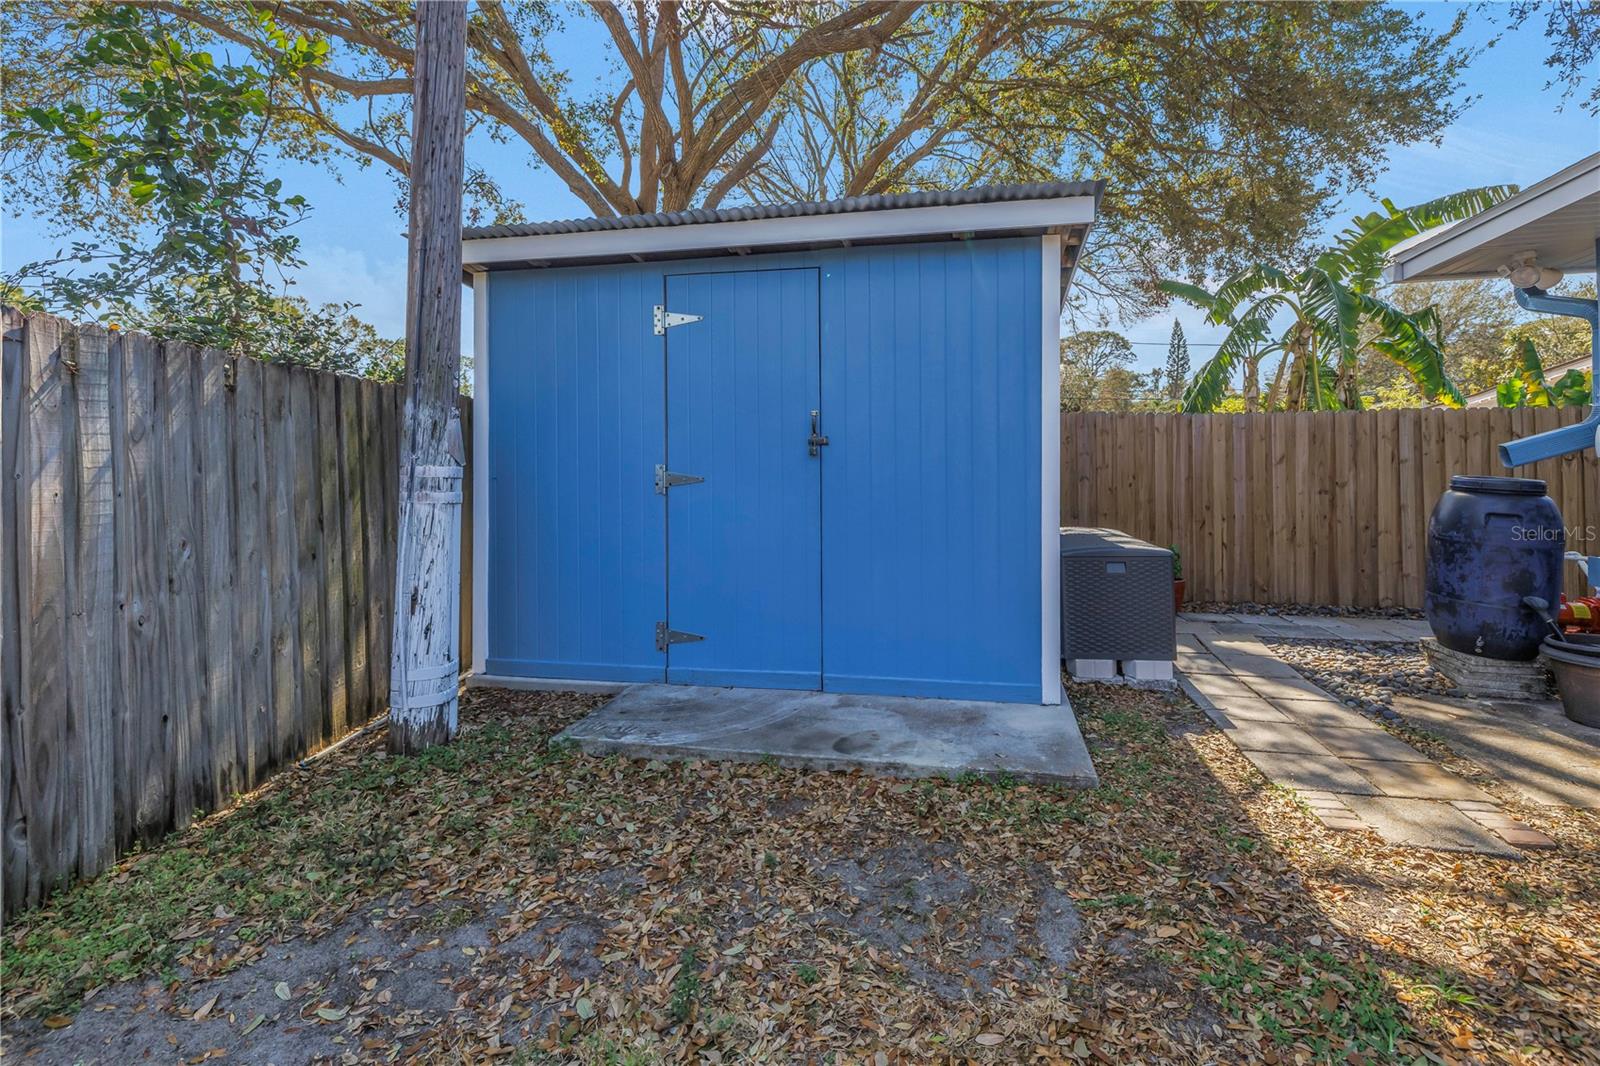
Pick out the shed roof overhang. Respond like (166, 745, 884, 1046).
(1384, 152, 1600, 284)
(460, 183, 1102, 302)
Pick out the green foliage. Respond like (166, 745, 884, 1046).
(1165, 320, 1190, 404)
(5, 6, 321, 306)
(1494, 339, 1593, 408)
(0, 4, 386, 365)
(1059, 330, 1168, 412)
(6, 2, 1481, 322)
(1161, 188, 1517, 412)
(669, 948, 703, 1023)
(1192, 928, 1413, 1059)
(115, 276, 408, 380)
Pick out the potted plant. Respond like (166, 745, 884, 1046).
(1170, 545, 1185, 611)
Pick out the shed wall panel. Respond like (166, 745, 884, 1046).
(484, 238, 1044, 701)
(485, 268, 665, 680)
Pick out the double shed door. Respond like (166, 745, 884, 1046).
(662, 268, 822, 689)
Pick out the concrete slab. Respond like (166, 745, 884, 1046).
(556, 685, 1099, 787)
(1216, 653, 1304, 679)
(1222, 720, 1335, 756)
(1342, 796, 1520, 858)
(1346, 758, 1494, 802)
(1392, 694, 1600, 808)
(1241, 674, 1335, 702)
(1176, 652, 1233, 675)
(1207, 696, 1294, 723)
(1237, 750, 1382, 794)
(1301, 726, 1431, 763)
(1186, 673, 1260, 703)
(1270, 698, 1382, 730)
(1176, 620, 1221, 640)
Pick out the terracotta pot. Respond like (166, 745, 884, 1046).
(1173, 579, 1186, 611)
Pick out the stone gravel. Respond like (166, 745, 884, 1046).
(1189, 601, 1423, 620)
(1266, 638, 1459, 721)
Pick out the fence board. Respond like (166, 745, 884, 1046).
(117, 332, 172, 846)
(1061, 409, 1598, 610)
(21, 314, 71, 906)
(340, 377, 373, 725)
(232, 357, 272, 789)
(161, 342, 204, 830)
(290, 369, 327, 751)
(262, 363, 301, 772)
(198, 348, 240, 808)
(317, 372, 349, 741)
(2, 309, 28, 909)
(70, 327, 118, 876)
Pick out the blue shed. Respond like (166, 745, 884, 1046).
(463, 183, 1102, 706)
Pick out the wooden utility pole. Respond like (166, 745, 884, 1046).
(389, 0, 467, 754)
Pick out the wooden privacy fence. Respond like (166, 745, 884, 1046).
(1061, 408, 1598, 610)
(2, 309, 471, 914)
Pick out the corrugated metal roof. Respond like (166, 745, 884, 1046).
(462, 181, 1104, 241)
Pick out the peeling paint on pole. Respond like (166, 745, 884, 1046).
(390, 1, 467, 754)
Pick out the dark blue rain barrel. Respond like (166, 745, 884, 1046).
(1424, 475, 1564, 661)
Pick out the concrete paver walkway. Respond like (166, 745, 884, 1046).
(1391, 694, 1600, 809)
(1175, 621, 1561, 856)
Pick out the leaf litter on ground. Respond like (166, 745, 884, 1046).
(1, 683, 1596, 1064)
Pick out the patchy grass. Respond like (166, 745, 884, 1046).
(1193, 928, 1412, 1059)
(3, 705, 597, 1016)
(3, 684, 1597, 1064)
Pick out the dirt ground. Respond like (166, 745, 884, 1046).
(3, 684, 1597, 1064)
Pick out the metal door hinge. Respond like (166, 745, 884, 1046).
(655, 621, 704, 652)
(654, 464, 705, 495)
(653, 305, 703, 334)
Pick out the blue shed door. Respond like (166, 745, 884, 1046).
(663, 268, 822, 688)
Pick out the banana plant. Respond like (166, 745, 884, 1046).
(1160, 186, 1516, 412)
(1495, 338, 1593, 408)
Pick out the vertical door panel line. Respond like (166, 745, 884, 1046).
(660, 272, 671, 680)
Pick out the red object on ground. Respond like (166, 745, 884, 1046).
(1558, 594, 1600, 633)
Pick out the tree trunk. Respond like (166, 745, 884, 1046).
(389, 1, 467, 755)
(1242, 353, 1261, 413)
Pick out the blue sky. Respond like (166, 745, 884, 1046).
(3, 2, 1596, 370)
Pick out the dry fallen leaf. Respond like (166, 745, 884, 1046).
(192, 993, 219, 1022)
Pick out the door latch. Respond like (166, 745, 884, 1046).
(808, 410, 829, 457)
(655, 621, 704, 652)
(654, 464, 705, 495)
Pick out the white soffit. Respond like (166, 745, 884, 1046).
(1386, 152, 1600, 283)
